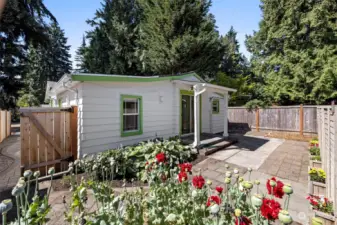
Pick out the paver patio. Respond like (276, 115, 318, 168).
(194, 135, 310, 224)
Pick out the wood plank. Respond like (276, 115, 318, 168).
(65, 111, 71, 157)
(29, 113, 38, 168)
(6, 111, 11, 137)
(22, 112, 63, 157)
(36, 113, 47, 175)
(20, 117, 30, 169)
(45, 113, 55, 172)
(54, 112, 61, 172)
(71, 106, 78, 159)
(25, 159, 62, 170)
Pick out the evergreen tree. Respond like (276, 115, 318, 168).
(75, 35, 88, 72)
(246, 0, 337, 105)
(220, 26, 245, 78)
(83, 0, 141, 74)
(18, 22, 72, 106)
(0, 0, 56, 109)
(138, 0, 223, 77)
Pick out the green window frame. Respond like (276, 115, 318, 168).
(120, 95, 143, 137)
(212, 99, 220, 114)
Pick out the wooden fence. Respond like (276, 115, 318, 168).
(0, 110, 11, 143)
(228, 105, 317, 134)
(317, 106, 337, 215)
(20, 107, 78, 176)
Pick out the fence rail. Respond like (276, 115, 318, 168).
(0, 110, 11, 143)
(228, 105, 317, 134)
(20, 107, 78, 176)
(317, 106, 337, 215)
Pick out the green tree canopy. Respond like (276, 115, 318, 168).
(246, 0, 337, 105)
(138, 0, 223, 77)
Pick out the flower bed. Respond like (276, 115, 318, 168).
(308, 167, 326, 196)
(1, 153, 299, 225)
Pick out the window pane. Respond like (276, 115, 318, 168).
(123, 115, 139, 131)
(124, 99, 138, 114)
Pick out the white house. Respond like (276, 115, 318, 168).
(46, 72, 236, 157)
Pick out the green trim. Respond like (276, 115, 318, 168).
(72, 72, 201, 82)
(120, 95, 143, 137)
(212, 99, 220, 114)
(179, 90, 202, 135)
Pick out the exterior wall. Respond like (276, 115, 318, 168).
(79, 81, 179, 155)
(56, 83, 82, 107)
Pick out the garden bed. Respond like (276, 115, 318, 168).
(308, 181, 326, 196)
(310, 160, 322, 168)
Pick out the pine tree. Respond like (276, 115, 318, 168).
(246, 0, 337, 105)
(75, 35, 88, 72)
(83, 0, 141, 74)
(137, 0, 223, 77)
(0, 0, 56, 109)
(18, 22, 72, 106)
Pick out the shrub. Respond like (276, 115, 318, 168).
(309, 147, 320, 156)
(78, 139, 196, 181)
(309, 168, 326, 183)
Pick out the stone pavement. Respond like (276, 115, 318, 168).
(194, 135, 310, 224)
(258, 140, 309, 183)
(0, 135, 21, 192)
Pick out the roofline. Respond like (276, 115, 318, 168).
(172, 80, 237, 93)
(71, 72, 204, 82)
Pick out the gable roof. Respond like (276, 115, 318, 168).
(70, 71, 205, 83)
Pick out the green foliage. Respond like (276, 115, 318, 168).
(310, 155, 321, 161)
(138, 0, 223, 77)
(19, 22, 72, 104)
(245, 99, 269, 112)
(64, 163, 292, 224)
(16, 94, 40, 107)
(246, 0, 337, 105)
(309, 147, 320, 156)
(79, 139, 195, 181)
(309, 168, 326, 183)
(0, 0, 56, 109)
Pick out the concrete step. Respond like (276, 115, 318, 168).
(199, 139, 238, 156)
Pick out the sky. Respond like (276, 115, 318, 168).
(44, 0, 262, 68)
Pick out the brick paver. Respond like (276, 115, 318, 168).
(258, 140, 309, 182)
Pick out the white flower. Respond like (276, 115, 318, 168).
(165, 213, 177, 222)
(233, 168, 239, 174)
(24, 170, 33, 178)
(209, 204, 220, 214)
(192, 190, 198, 198)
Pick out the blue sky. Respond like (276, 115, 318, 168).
(44, 0, 262, 68)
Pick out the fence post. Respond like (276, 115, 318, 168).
(255, 108, 260, 132)
(299, 104, 304, 136)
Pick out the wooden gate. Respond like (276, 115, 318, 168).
(0, 110, 11, 143)
(20, 107, 78, 176)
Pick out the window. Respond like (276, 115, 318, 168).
(120, 95, 143, 137)
(212, 99, 219, 114)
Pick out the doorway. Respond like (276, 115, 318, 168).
(181, 95, 194, 135)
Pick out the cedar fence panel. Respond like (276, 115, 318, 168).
(317, 106, 337, 216)
(0, 110, 11, 143)
(20, 107, 78, 176)
(228, 105, 317, 134)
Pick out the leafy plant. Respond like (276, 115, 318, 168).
(309, 147, 320, 156)
(309, 168, 326, 183)
(310, 155, 321, 161)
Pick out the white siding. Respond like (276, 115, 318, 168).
(79, 81, 179, 155)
